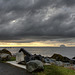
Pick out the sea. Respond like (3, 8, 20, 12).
(0, 47, 75, 59)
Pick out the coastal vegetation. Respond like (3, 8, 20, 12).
(9, 56, 16, 61)
(34, 65, 75, 75)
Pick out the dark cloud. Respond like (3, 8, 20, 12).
(62, 0, 75, 7)
(0, 0, 75, 43)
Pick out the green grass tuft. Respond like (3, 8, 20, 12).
(34, 65, 75, 75)
(9, 56, 16, 61)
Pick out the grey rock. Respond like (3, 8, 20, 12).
(26, 60, 44, 72)
(55, 61, 63, 66)
(51, 54, 70, 62)
(63, 63, 71, 67)
(44, 58, 50, 63)
(49, 59, 56, 64)
(16, 52, 24, 63)
(0, 53, 11, 61)
(43, 58, 56, 64)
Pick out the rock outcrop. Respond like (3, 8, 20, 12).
(0, 53, 11, 61)
(26, 60, 44, 72)
(16, 52, 25, 64)
(0, 49, 12, 56)
(51, 54, 70, 62)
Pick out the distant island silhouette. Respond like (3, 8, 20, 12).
(60, 45, 66, 47)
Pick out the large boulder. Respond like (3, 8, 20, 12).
(0, 49, 12, 56)
(26, 60, 44, 72)
(0, 53, 11, 61)
(51, 54, 70, 62)
(16, 52, 25, 64)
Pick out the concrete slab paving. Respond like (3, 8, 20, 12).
(6, 61, 26, 69)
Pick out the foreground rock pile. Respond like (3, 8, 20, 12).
(16, 48, 44, 72)
(16, 48, 75, 72)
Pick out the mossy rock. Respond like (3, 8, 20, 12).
(51, 54, 70, 62)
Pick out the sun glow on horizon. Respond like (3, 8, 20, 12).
(0, 41, 74, 47)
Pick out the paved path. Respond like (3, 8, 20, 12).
(6, 61, 26, 69)
(0, 63, 33, 75)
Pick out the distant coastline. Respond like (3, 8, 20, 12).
(0, 47, 75, 48)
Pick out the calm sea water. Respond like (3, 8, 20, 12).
(0, 47, 75, 59)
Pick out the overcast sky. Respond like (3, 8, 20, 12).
(0, 0, 75, 46)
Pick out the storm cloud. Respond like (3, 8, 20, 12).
(0, 0, 75, 43)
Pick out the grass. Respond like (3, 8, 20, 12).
(33, 65, 75, 75)
(9, 56, 16, 61)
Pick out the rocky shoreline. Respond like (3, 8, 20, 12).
(0, 48, 75, 72)
(16, 48, 75, 72)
